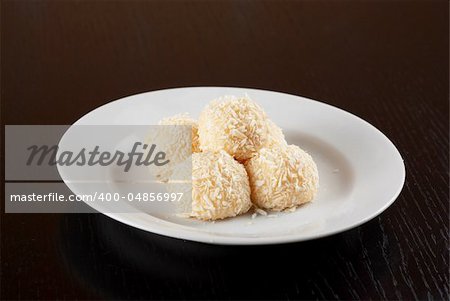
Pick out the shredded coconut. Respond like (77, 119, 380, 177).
(160, 95, 319, 221)
(285, 207, 297, 213)
(158, 113, 201, 153)
(245, 145, 319, 211)
(255, 208, 268, 216)
(146, 113, 200, 182)
(175, 151, 252, 221)
(198, 95, 269, 162)
(265, 119, 287, 148)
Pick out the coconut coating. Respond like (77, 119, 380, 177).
(147, 113, 199, 182)
(265, 119, 288, 148)
(159, 113, 201, 153)
(189, 151, 252, 220)
(198, 96, 269, 162)
(245, 145, 319, 211)
(191, 151, 252, 220)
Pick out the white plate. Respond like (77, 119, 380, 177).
(58, 87, 405, 245)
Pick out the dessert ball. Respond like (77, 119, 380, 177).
(158, 113, 201, 153)
(265, 119, 288, 148)
(170, 151, 252, 220)
(146, 113, 199, 182)
(198, 96, 269, 162)
(244, 145, 319, 211)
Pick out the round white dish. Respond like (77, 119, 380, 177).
(58, 87, 405, 245)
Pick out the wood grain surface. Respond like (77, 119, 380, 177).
(1, 0, 448, 300)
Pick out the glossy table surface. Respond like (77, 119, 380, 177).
(2, 1, 448, 300)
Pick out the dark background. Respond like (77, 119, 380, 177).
(1, 0, 448, 300)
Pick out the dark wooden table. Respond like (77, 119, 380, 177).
(2, 1, 448, 300)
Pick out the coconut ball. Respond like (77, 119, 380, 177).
(158, 113, 201, 153)
(245, 145, 319, 211)
(198, 96, 269, 162)
(145, 113, 199, 182)
(170, 150, 252, 220)
(265, 119, 288, 148)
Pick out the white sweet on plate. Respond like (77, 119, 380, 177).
(198, 95, 269, 162)
(146, 113, 200, 182)
(170, 151, 252, 221)
(158, 113, 200, 153)
(245, 145, 319, 211)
